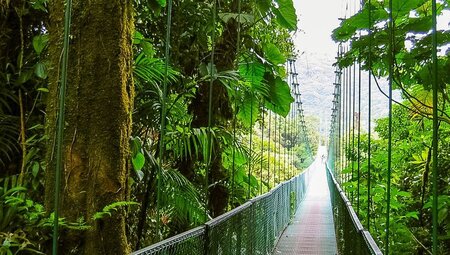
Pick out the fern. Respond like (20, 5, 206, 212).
(159, 168, 206, 225)
(92, 201, 139, 220)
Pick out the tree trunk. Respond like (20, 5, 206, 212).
(45, 0, 134, 254)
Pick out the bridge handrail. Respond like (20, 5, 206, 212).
(326, 164, 383, 255)
(131, 226, 206, 255)
(132, 165, 312, 255)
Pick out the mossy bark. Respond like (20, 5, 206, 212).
(45, 0, 134, 254)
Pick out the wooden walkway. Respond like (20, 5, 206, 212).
(273, 154, 337, 254)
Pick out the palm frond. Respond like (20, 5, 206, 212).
(133, 53, 179, 89)
(160, 168, 206, 225)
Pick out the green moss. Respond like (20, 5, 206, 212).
(45, 0, 134, 254)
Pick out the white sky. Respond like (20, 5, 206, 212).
(293, 0, 350, 55)
(293, 0, 450, 54)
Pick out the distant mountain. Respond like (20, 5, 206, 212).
(294, 51, 397, 136)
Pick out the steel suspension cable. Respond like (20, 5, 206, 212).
(230, 87, 238, 208)
(344, 63, 347, 185)
(284, 115, 287, 180)
(335, 45, 342, 182)
(348, 61, 352, 189)
(290, 59, 295, 177)
(340, 45, 343, 181)
(346, 58, 351, 186)
(268, 110, 272, 188)
(291, 63, 298, 177)
(247, 0, 255, 200)
(278, 115, 282, 181)
(386, 0, 394, 253)
(367, 0, 373, 231)
(155, 0, 174, 241)
(260, 102, 264, 195)
(357, 54, 362, 215)
(274, 113, 278, 185)
(206, 0, 217, 218)
(352, 62, 356, 203)
(248, 95, 254, 199)
(347, 51, 351, 186)
(53, 0, 73, 254)
(431, 0, 439, 253)
(357, 0, 363, 214)
(229, 0, 242, 209)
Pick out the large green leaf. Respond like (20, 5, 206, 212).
(239, 58, 268, 96)
(392, 0, 421, 17)
(273, 0, 298, 31)
(263, 43, 286, 66)
(256, 0, 272, 18)
(237, 92, 259, 128)
(332, 5, 388, 42)
(264, 76, 294, 117)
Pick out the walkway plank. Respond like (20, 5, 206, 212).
(274, 156, 337, 255)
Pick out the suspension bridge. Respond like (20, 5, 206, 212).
(131, 145, 383, 255)
(128, 0, 443, 253)
(128, 51, 385, 254)
(42, 0, 443, 253)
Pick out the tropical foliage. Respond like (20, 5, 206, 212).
(0, 0, 318, 252)
(333, 0, 450, 253)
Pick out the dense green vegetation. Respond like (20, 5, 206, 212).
(333, 0, 450, 253)
(0, 0, 317, 253)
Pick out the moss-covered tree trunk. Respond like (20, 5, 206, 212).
(45, 0, 134, 254)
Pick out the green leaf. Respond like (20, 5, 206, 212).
(263, 43, 286, 65)
(438, 207, 448, 225)
(32, 162, 39, 177)
(239, 58, 268, 96)
(140, 41, 155, 58)
(405, 211, 419, 220)
(35, 62, 47, 79)
(218, 13, 254, 24)
(32, 35, 48, 55)
(397, 191, 412, 197)
(392, 0, 421, 17)
(155, 0, 166, 7)
(15, 69, 33, 85)
(237, 92, 259, 128)
(133, 31, 144, 44)
(264, 76, 294, 117)
(37, 87, 49, 93)
(273, 0, 298, 31)
(132, 152, 145, 171)
(256, 0, 272, 17)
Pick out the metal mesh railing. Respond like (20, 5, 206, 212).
(132, 168, 311, 255)
(326, 165, 382, 255)
(131, 226, 206, 255)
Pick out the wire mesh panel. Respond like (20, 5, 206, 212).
(206, 202, 254, 255)
(133, 170, 311, 255)
(131, 226, 206, 255)
(326, 165, 383, 255)
(251, 192, 272, 254)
